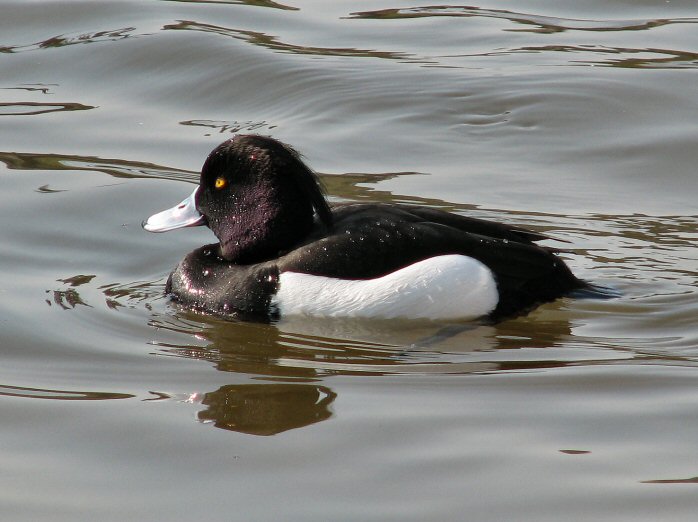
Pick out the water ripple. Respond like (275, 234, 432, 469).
(162, 0, 299, 10)
(0, 101, 95, 116)
(0, 151, 197, 183)
(0, 384, 133, 401)
(164, 20, 418, 61)
(0, 27, 137, 54)
(348, 6, 697, 34)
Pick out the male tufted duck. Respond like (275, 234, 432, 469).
(144, 135, 593, 322)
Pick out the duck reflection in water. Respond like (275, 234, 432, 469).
(192, 384, 336, 436)
(45, 269, 587, 435)
(150, 308, 584, 435)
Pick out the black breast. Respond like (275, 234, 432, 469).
(166, 244, 281, 321)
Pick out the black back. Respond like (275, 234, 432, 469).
(276, 203, 586, 320)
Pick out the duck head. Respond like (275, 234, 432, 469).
(143, 135, 333, 263)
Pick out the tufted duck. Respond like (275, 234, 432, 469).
(144, 135, 593, 322)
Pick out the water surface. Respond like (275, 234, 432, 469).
(2, 1, 698, 520)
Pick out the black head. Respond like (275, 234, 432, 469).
(195, 135, 333, 263)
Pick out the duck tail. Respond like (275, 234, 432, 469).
(569, 281, 621, 300)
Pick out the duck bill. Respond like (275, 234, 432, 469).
(142, 187, 206, 233)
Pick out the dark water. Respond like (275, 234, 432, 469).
(2, 1, 698, 520)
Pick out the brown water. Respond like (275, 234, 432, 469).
(2, 1, 698, 520)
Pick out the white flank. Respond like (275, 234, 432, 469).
(272, 254, 499, 321)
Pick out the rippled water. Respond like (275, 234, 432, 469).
(2, 1, 698, 520)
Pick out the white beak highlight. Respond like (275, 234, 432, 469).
(142, 187, 205, 233)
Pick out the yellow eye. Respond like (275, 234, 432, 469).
(214, 177, 227, 189)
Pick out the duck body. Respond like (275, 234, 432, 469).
(145, 135, 589, 322)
